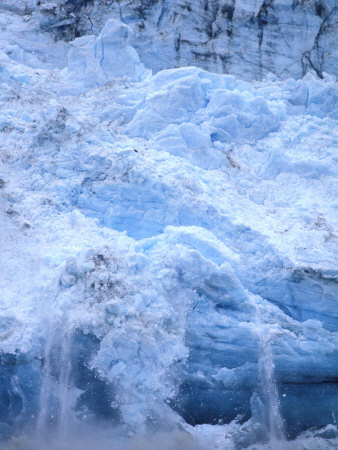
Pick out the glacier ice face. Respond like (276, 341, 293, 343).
(0, 9, 337, 450)
(3, 0, 337, 81)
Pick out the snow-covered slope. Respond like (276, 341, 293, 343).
(0, 0, 337, 80)
(0, 11, 337, 450)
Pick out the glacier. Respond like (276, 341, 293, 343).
(0, 0, 337, 80)
(0, 7, 337, 450)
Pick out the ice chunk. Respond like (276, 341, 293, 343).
(67, 35, 104, 88)
(65, 19, 149, 91)
(126, 69, 207, 137)
(95, 19, 148, 82)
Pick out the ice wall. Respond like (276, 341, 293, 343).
(1, 0, 336, 80)
(0, 8, 337, 450)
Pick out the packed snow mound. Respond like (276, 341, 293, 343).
(0, 17, 337, 450)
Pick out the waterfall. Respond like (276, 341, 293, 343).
(36, 321, 74, 441)
(36, 325, 54, 435)
(57, 327, 73, 440)
(253, 298, 286, 446)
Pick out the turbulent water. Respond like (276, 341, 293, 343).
(0, 1, 337, 449)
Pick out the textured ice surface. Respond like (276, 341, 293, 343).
(0, 10, 337, 450)
(1, 0, 337, 81)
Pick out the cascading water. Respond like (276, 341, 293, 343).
(36, 324, 54, 436)
(253, 298, 286, 447)
(57, 327, 73, 440)
(36, 321, 74, 442)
